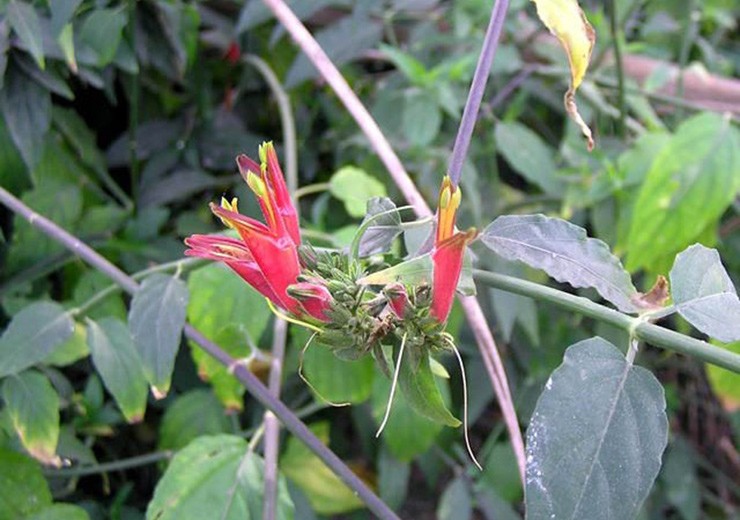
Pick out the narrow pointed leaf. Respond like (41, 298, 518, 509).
(669, 244, 740, 342)
(147, 435, 294, 520)
(531, 0, 595, 149)
(7, 1, 45, 69)
(2, 370, 60, 466)
(0, 302, 74, 378)
(525, 337, 668, 519)
(86, 318, 149, 423)
(129, 274, 189, 397)
(57, 24, 78, 74)
(481, 214, 639, 312)
(399, 353, 460, 427)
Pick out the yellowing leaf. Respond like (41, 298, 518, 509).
(531, 0, 596, 150)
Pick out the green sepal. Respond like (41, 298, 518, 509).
(398, 350, 460, 427)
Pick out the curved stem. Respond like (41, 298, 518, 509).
(293, 182, 331, 200)
(0, 186, 400, 520)
(473, 270, 740, 373)
(448, 0, 510, 186)
(43, 451, 173, 478)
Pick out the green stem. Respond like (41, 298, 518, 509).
(474, 270, 740, 373)
(348, 205, 415, 262)
(293, 182, 330, 200)
(127, 0, 140, 203)
(44, 451, 173, 478)
(607, 0, 626, 137)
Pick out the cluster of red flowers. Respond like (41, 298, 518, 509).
(185, 144, 475, 326)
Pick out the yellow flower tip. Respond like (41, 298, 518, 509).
(258, 141, 274, 165)
(220, 196, 239, 213)
(246, 171, 268, 199)
(437, 176, 463, 243)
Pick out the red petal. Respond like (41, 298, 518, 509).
(431, 230, 476, 322)
(264, 144, 301, 244)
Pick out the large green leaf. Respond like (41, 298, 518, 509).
(0, 448, 52, 519)
(26, 504, 90, 520)
(669, 244, 740, 342)
(187, 264, 271, 409)
(129, 274, 189, 397)
(525, 337, 668, 519)
(403, 90, 442, 146)
(79, 8, 127, 66)
(2, 370, 60, 466)
(157, 390, 230, 451)
(398, 352, 460, 427)
(147, 435, 294, 520)
(495, 121, 563, 195)
(86, 318, 148, 423)
(0, 63, 51, 169)
(302, 337, 374, 404)
(626, 113, 740, 271)
(372, 371, 444, 461)
(481, 215, 640, 313)
(329, 165, 387, 218)
(280, 422, 363, 515)
(7, 1, 45, 69)
(0, 302, 74, 378)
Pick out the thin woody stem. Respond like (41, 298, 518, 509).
(0, 186, 400, 520)
(260, 0, 526, 483)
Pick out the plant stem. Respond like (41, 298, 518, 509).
(0, 186, 400, 520)
(474, 270, 740, 373)
(242, 52, 296, 520)
(44, 451, 174, 478)
(293, 182, 331, 200)
(607, 0, 627, 137)
(260, 0, 526, 483)
(127, 0, 140, 202)
(448, 0, 510, 187)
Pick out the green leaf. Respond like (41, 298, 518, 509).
(437, 477, 472, 520)
(358, 197, 403, 257)
(377, 444, 410, 509)
(525, 337, 668, 519)
(379, 44, 429, 84)
(26, 504, 90, 520)
(7, 1, 45, 69)
(398, 352, 460, 427)
(669, 244, 740, 342)
(495, 121, 563, 195)
(706, 341, 740, 406)
(2, 370, 60, 466)
(157, 390, 230, 452)
(0, 448, 52, 519)
(626, 113, 740, 271)
(302, 336, 374, 404)
(329, 166, 387, 218)
(280, 422, 362, 515)
(72, 270, 127, 322)
(56, 24, 77, 74)
(79, 8, 127, 66)
(129, 274, 189, 397)
(0, 302, 74, 378)
(0, 63, 51, 169)
(147, 435, 294, 520)
(187, 264, 272, 410)
(661, 439, 700, 520)
(43, 322, 88, 367)
(86, 318, 148, 423)
(403, 90, 442, 146)
(480, 441, 523, 503)
(50, 0, 83, 36)
(489, 256, 539, 345)
(481, 215, 640, 313)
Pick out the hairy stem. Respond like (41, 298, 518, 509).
(0, 186, 400, 520)
(448, 0, 510, 186)
(260, 0, 526, 483)
(474, 270, 740, 373)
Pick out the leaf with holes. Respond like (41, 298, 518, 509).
(129, 274, 189, 398)
(669, 244, 740, 343)
(525, 337, 668, 520)
(481, 214, 639, 312)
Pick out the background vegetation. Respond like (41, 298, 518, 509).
(0, 0, 738, 518)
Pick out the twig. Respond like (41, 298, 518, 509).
(260, 0, 526, 483)
(473, 270, 740, 373)
(43, 450, 174, 478)
(448, 0, 510, 186)
(0, 185, 400, 520)
(607, 0, 627, 136)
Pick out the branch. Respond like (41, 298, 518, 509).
(473, 270, 740, 373)
(0, 185, 400, 520)
(260, 0, 526, 482)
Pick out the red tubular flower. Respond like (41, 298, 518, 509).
(185, 143, 329, 322)
(431, 177, 477, 323)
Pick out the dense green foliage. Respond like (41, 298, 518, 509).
(0, 0, 739, 519)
